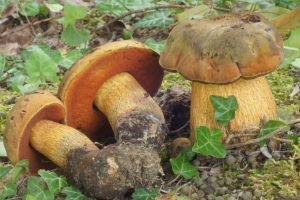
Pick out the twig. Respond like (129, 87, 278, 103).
(166, 175, 180, 186)
(225, 127, 285, 149)
(97, 4, 192, 31)
(24, 15, 37, 37)
(169, 120, 190, 134)
(0, 15, 60, 38)
(271, 137, 294, 144)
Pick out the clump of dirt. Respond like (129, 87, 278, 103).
(67, 143, 163, 199)
(115, 110, 167, 150)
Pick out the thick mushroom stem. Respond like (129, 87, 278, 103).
(29, 120, 98, 169)
(190, 76, 277, 143)
(94, 72, 166, 148)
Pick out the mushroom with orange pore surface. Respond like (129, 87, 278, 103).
(4, 91, 98, 174)
(159, 12, 284, 144)
(58, 40, 166, 148)
(4, 92, 162, 199)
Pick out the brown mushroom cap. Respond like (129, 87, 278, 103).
(4, 91, 65, 173)
(58, 40, 163, 140)
(160, 12, 284, 84)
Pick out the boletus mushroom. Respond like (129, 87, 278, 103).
(58, 40, 166, 148)
(159, 12, 283, 143)
(4, 91, 162, 199)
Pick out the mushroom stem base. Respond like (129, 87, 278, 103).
(190, 76, 277, 144)
(94, 72, 166, 149)
(29, 120, 98, 169)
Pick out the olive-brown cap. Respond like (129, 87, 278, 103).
(4, 91, 65, 173)
(160, 12, 284, 84)
(58, 40, 163, 140)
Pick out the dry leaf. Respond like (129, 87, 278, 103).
(289, 83, 300, 101)
(271, 7, 300, 36)
(0, 43, 20, 56)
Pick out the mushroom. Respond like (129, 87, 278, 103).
(4, 91, 162, 199)
(58, 40, 166, 148)
(159, 12, 284, 143)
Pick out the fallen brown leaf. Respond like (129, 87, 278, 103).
(271, 7, 300, 36)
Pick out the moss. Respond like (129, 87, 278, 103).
(0, 89, 20, 137)
(267, 67, 300, 108)
(249, 146, 300, 198)
(161, 73, 191, 90)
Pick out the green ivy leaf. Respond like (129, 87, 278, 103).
(96, 0, 154, 16)
(96, 0, 127, 16)
(10, 160, 29, 184)
(170, 147, 197, 179)
(19, 0, 40, 16)
(285, 28, 300, 49)
(61, 25, 90, 46)
(257, 120, 287, 146)
(192, 126, 227, 158)
(58, 50, 83, 69)
(61, 186, 88, 200)
(0, 0, 10, 12)
(0, 182, 17, 200)
(63, 4, 87, 26)
(132, 188, 159, 200)
(134, 10, 175, 29)
(26, 176, 54, 200)
(144, 38, 166, 54)
(45, 3, 63, 12)
(38, 170, 68, 195)
(209, 95, 239, 125)
(25, 45, 58, 83)
(0, 166, 11, 180)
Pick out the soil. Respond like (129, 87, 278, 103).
(67, 143, 162, 199)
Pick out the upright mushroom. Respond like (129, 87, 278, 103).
(159, 12, 283, 143)
(58, 40, 166, 148)
(4, 92, 162, 199)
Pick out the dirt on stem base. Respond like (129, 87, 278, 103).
(67, 143, 163, 199)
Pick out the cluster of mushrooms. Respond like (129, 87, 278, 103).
(3, 12, 283, 199)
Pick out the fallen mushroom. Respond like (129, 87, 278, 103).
(159, 12, 283, 143)
(4, 91, 162, 199)
(58, 40, 166, 148)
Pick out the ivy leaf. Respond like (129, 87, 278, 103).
(25, 45, 58, 83)
(291, 58, 300, 69)
(38, 170, 68, 195)
(192, 126, 227, 158)
(170, 147, 197, 179)
(209, 95, 239, 125)
(284, 28, 300, 50)
(0, 0, 10, 12)
(19, 0, 40, 16)
(26, 176, 54, 200)
(96, 0, 127, 16)
(257, 120, 287, 147)
(144, 38, 166, 54)
(0, 166, 12, 180)
(96, 0, 154, 16)
(45, 3, 63, 12)
(61, 186, 88, 200)
(134, 10, 175, 29)
(132, 188, 159, 200)
(0, 182, 17, 200)
(9, 160, 29, 184)
(58, 50, 83, 69)
(61, 25, 90, 46)
(63, 4, 87, 26)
